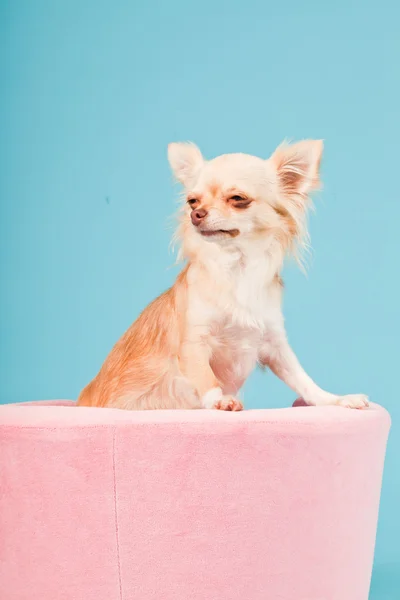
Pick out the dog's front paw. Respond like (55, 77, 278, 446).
(297, 393, 370, 410)
(214, 395, 243, 411)
(335, 394, 369, 409)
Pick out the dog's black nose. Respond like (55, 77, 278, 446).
(191, 208, 208, 226)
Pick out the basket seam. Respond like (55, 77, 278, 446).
(113, 427, 123, 600)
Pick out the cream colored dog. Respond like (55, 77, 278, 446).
(78, 140, 369, 411)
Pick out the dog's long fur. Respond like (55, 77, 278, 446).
(78, 140, 368, 411)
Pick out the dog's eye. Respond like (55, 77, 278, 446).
(230, 195, 252, 208)
(187, 198, 198, 207)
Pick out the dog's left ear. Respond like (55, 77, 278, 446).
(271, 140, 323, 197)
(168, 142, 204, 187)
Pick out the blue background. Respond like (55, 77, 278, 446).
(1, 1, 399, 596)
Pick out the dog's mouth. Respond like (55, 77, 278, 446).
(199, 228, 240, 238)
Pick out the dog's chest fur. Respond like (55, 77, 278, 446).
(195, 252, 281, 394)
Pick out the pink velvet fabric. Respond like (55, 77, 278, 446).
(0, 401, 390, 600)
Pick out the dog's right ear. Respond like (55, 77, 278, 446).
(168, 142, 204, 187)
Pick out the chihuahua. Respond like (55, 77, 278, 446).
(78, 140, 369, 411)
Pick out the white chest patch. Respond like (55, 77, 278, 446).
(225, 256, 276, 330)
(207, 257, 280, 394)
(187, 249, 283, 395)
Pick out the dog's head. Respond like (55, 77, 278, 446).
(168, 140, 323, 262)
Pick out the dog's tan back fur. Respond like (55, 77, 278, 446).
(78, 269, 198, 409)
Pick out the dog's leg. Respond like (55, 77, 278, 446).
(179, 331, 243, 411)
(259, 330, 369, 409)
